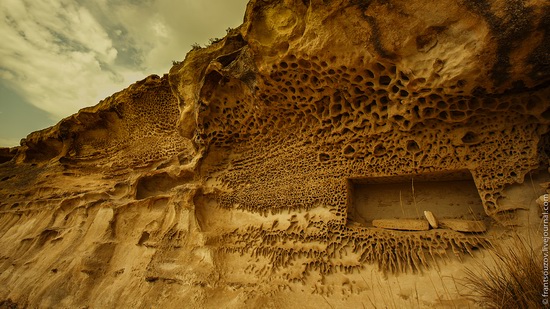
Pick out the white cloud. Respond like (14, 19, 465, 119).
(0, 0, 248, 124)
(0, 0, 131, 118)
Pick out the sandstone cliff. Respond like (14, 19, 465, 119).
(1, 0, 549, 308)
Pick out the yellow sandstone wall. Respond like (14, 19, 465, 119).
(0, 0, 548, 308)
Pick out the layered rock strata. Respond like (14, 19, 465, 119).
(0, 0, 549, 308)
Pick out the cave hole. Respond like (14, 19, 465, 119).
(346, 170, 486, 227)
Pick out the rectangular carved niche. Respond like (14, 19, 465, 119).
(346, 170, 486, 227)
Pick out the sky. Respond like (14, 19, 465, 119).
(0, 0, 249, 147)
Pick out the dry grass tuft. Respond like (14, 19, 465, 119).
(463, 237, 545, 309)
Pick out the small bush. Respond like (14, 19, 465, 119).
(208, 37, 222, 45)
(191, 43, 202, 50)
(463, 236, 545, 308)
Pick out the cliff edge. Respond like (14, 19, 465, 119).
(0, 0, 549, 308)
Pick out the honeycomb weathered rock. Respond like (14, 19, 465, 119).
(0, 0, 548, 308)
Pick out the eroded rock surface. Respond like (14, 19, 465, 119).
(0, 0, 549, 308)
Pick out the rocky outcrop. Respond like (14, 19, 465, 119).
(0, 148, 16, 164)
(0, 0, 549, 308)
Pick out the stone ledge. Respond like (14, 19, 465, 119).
(372, 219, 430, 231)
(439, 219, 487, 233)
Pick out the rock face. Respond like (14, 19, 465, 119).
(0, 0, 549, 308)
(372, 219, 430, 231)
